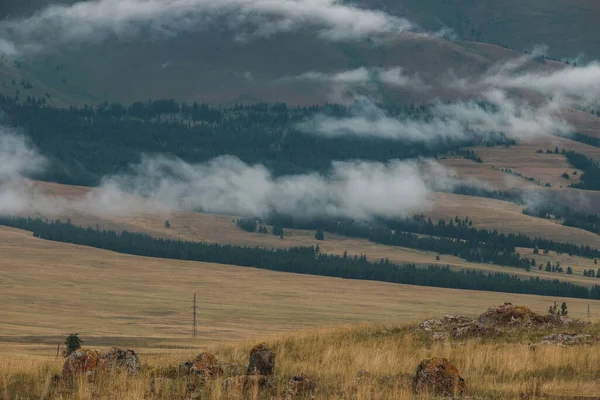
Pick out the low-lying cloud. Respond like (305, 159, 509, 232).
(297, 92, 570, 142)
(0, 0, 415, 55)
(450, 49, 600, 108)
(284, 67, 428, 91)
(0, 128, 461, 220)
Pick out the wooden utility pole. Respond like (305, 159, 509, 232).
(588, 304, 591, 319)
(193, 292, 197, 338)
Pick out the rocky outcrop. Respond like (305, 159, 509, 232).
(451, 321, 498, 338)
(413, 357, 466, 398)
(477, 302, 571, 328)
(541, 332, 592, 345)
(104, 348, 140, 374)
(246, 343, 275, 376)
(62, 347, 140, 381)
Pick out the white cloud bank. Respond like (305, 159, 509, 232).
(0, 0, 415, 55)
(297, 92, 570, 142)
(284, 67, 428, 91)
(0, 128, 459, 220)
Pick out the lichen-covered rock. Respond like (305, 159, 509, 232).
(246, 343, 275, 376)
(287, 373, 318, 397)
(442, 315, 473, 325)
(62, 347, 140, 382)
(190, 352, 219, 376)
(420, 319, 442, 331)
(104, 348, 140, 374)
(477, 303, 568, 328)
(62, 349, 107, 380)
(413, 357, 466, 398)
(451, 321, 497, 338)
(542, 332, 591, 344)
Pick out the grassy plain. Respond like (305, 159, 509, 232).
(24, 180, 600, 287)
(2, 225, 600, 355)
(3, 320, 600, 399)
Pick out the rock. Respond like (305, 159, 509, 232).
(542, 332, 591, 344)
(104, 348, 140, 374)
(179, 361, 194, 374)
(62, 347, 140, 381)
(433, 332, 447, 340)
(413, 357, 466, 398)
(287, 373, 318, 397)
(246, 343, 275, 376)
(477, 303, 568, 328)
(451, 321, 497, 338)
(420, 319, 442, 331)
(442, 315, 473, 325)
(190, 352, 219, 376)
(62, 349, 107, 380)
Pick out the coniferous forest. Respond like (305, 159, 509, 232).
(1, 216, 598, 300)
(0, 95, 514, 186)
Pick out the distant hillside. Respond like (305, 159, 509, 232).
(1, 33, 533, 106)
(1, 0, 586, 106)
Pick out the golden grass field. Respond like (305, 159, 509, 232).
(3, 317, 600, 399)
(2, 224, 600, 355)
(21, 180, 600, 288)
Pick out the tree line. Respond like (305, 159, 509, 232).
(1, 216, 599, 300)
(565, 150, 600, 191)
(0, 95, 515, 187)
(262, 214, 600, 268)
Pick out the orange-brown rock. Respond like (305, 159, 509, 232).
(413, 357, 466, 398)
(246, 343, 275, 376)
(62, 347, 140, 381)
(62, 349, 107, 380)
(477, 302, 570, 328)
(190, 352, 219, 376)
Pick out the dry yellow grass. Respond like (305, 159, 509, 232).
(3, 321, 600, 399)
(3, 225, 600, 356)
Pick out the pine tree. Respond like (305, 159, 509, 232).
(64, 333, 82, 357)
(314, 229, 325, 241)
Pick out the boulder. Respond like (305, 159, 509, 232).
(413, 357, 466, 398)
(190, 352, 219, 376)
(287, 373, 318, 397)
(476, 302, 577, 329)
(246, 343, 275, 376)
(104, 348, 140, 374)
(62, 347, 140, 381)
(420, 319, 442, 331)
(62, 349, 107, 380)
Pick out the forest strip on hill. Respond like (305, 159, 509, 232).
(260, 214, 600, 268)
(0, 95, 514, 186)
(1, 216, 599, 300)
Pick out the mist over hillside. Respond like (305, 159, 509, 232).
(0, 0, 598, 105)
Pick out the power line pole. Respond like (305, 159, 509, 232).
(193, 292, 197, 338)
(588, 304, 591, 319)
